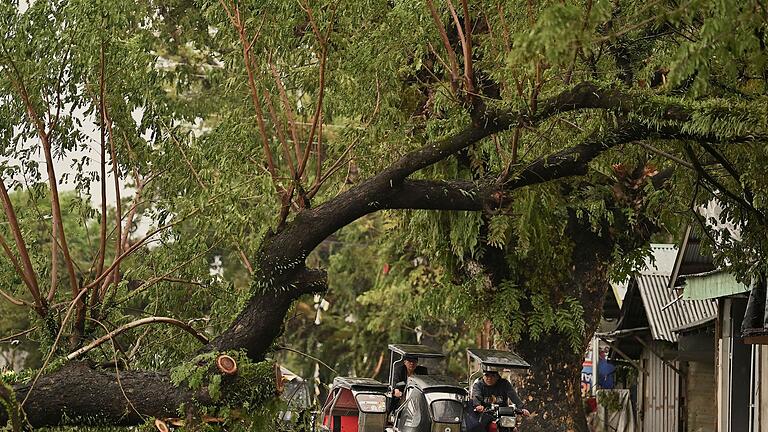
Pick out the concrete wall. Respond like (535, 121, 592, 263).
(686, 360, 716, 432)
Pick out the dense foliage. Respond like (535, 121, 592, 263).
(0, 0, 767, 430)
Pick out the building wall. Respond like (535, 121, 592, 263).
(641, 341, 679, 432)
(717, 297, 760, 432)
(686, 360, 716, 432)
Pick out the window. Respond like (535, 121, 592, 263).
(430, 400, 463, 423)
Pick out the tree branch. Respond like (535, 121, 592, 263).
(446, 0, 475, 96)
(683, 144, 767, 224)
(426, 0, 461, 92)
(698, 141, 754, 203)
(66, 317, 209, 361)
(267, 59, 303, 167)
(0, 179, 44, 315)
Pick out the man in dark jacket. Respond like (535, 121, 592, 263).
(471, 371, 530, 416)
(390, 355, 428, 413)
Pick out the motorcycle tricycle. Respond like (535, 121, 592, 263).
(465, 348, 531, 432)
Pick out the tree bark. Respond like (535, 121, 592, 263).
(3, 361, 211, 428)
(514, 215, 614, 432)
(516, 331, 593, 432)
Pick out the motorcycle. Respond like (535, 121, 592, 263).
(478, 403, 524, 432)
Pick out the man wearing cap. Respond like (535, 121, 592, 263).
(471, 370, 530, 417)
(389, 354, 428, 416)
(392, 354, 428, 398)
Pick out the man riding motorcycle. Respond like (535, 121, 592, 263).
(470, 371, 530, 432)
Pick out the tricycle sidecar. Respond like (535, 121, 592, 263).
(320, 376, 389, 432)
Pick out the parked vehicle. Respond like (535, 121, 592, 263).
(386, 375, 467, 432)
(466, 349, 531, 432)
(319, 376, 389, 432)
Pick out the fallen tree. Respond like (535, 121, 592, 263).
(1, 0, 767, 429)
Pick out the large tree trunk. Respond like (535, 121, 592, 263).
(514, 216, 614, 432)
(516, 331, 591, 432)
(478, 168, 661, 431)
(2, 361, 211, 428)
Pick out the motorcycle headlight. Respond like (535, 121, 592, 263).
(499, 416, 517, 428)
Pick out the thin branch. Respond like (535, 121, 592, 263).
(218, 0, 235, 30)
(307, 78, 381, 199)
(296, 1, 334, 185)
(427, 41, 453, 76)
(638, 142, 693, 169)
(596, 0, 690, 42)
(277, 345, 337, 374)
(49, 227, 59, 303)
(167, 127, 206, 189)
(236, 246, 255, 275)
(268, 59, 303, 166)
(120, 174, 144, 253)
(85, 215, 193, 292)
(0, 286, 29, 307)
(296, 48, 327, 184)
(684, 144, 766, 224)
(0, 327, 36, 344)
(447, 0, 475, 95)
(114, 243, 218, 305)
(297, 0, 323, 43)
(22, 287, 88, 407)
(0, 231, 34, 306)
(0, 179, 44, 314)
(88, 318, 144, 420)
(49, 35, 74, 135)
(565, 0, 593, 84)
(262, 87, 298, 180)
(698, 141, 753, 203)
(66, 317, 209, 361)
(230, 5, 280, 188)
(315, 110, 324, 188)
(1, 40, 79, 312)
(103, 103, 123, 307)
(496, 3, 511, 53)
(426, 0, 460, 92)
(156, 277, 208, 287)
(96, 41, 108, 283)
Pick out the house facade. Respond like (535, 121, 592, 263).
(671, 227, 768, 432)
(599, 243, 717, 432)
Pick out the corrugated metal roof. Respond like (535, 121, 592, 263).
(636, 244, 717, 342)
(637, 274, 716, 342)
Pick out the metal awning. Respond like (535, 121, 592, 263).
(681, 270, 749, 300)
(596, 327, 650, 340)
(671, 316, 716, 334)
(332, 377, 388, 391)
